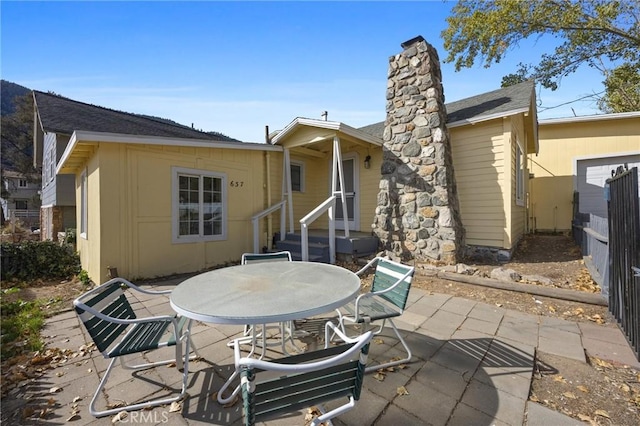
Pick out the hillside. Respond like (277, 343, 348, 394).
(1, 80, 30, 116)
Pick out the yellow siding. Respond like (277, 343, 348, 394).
(509, 115, 528, 248)
(81, 142, 267, 283)
(76, 151, 102, 283)
(451, 120, 507, 248)
(530, 116, 640, 232)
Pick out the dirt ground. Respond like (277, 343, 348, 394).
(2, 234, 639, 424)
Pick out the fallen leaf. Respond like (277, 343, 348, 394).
(620, 383, 630, 392)
(553, 375, 566, 383)
(47, 397, 56, 405)
(373, 338, 384, 345)
(72, 396, 82, 403)
(111, 411, 127, 423)
(396, 386, 409, 395)
(594, 409, 610, 418)
(562, 391, 577, 399)
(577, 385, 589, 393)
(49, 386, 63, 393)
(66, 413, 81, 421)
(373, 372, 385, 381)
(548, 305, 556, 313)
(169, 401, 181, 412)
(577, 414, 592, 422)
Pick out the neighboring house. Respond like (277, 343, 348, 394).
(1, 170, 40, 229)
(32, 90, 239, 241)
(530, 112, 640, 233)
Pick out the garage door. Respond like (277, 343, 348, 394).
(577, 154, 640, 218)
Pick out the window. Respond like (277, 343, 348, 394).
(290, 161, 304, 192)
(15, 200, 28, 210)
(48, 144, 56, 183)
(80, 170, 88, 237)
(18, 179, 27, 188)
(515, 141, 525, 206)
(173, 167, 226, 243)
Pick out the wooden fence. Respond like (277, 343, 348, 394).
(607, 166, 639, 361)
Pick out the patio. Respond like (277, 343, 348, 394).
(14, 276, 639, 425)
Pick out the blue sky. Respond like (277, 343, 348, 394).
(2, 1, 606, 142)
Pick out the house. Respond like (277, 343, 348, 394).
(0, 169, 40, 229)
(32, 90, 240, 242)
(39, 37, 538, 283)
(529, 112, 640, 233)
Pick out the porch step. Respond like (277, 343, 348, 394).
(274, 239, 330, 263)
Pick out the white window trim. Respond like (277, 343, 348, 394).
(171, 166, 227, 244)
(515, 140, 525, 206)
(290, 160, 305, 192)
(80, 169, 88, 239)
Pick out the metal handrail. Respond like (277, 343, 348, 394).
(299, 196, 336, 263)
(251, 200, 287, 253)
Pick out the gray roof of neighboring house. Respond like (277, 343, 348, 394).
(358, 80, 535, 138)
(33, 90, 240, 142)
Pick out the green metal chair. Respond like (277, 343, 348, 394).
(236, 322, 373, 426)
(73, 278, 196, 417)
(239, 251, 295, 356)
(334, 257, 415, 372)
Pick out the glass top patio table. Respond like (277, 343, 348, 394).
(170, 261, 361, 325)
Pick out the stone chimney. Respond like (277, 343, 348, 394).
(372, 36, 464, 264)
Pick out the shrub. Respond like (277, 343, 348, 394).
(0, 240, 81, 281)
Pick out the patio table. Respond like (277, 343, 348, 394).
(169, 261, 361, 403)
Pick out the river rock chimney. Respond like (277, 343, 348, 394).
(372, 36, 464, 263)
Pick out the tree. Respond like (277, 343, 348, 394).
(442, 0, 640, 111)
(1, 92, 39, 192)
(597, 62, 640, 112)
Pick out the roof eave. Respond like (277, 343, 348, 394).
(272, 117, 383, 146)
(447, 106, 531, 128)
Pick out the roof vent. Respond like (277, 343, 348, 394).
(401, 35, 425, 49)
(321, 111, 328, 121)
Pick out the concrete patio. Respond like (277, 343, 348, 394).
(12, 277, 640, 425)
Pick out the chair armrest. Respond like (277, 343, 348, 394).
(74, 300, 178, 327)
(368, 266, 414, 297)
(115, 278, 172, 295)
(237, 330, 372, 374)
(324, 321, 363, 346)
(355, 257, 382, 276)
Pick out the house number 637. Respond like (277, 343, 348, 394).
(230, 181, 244, 187)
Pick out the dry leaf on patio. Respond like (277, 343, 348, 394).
(373, 372, 386, 381)
(72, 396, 82, 403)
(396, 386, 409, 395)
(169, 401, 181, 412)
(56, 372, 65, 377)
(167, 362, 176, 368)
(49, 386, 63, 393)
(577, 385, 589, 393)
(562, 391, 577, 399)
(373, 337, 385, 345)
(552, 375, 566, 383)
(111, 411, 128, 423)
(577, 414, 593, 422)
(107, 401, 126, 409)
(66, 413, 81, 422)
(619, 383, 630, 393)
(594, 409, 610, 418)
(22, 406, 35, 419)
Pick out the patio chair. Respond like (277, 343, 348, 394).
(73, 277, 196, 417)
(239, 251, 295, 356)
(236, 322, 373, 426)
(334, 257, 415, 372)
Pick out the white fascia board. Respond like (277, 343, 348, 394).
(540, 111, 640, 125)
(56, 130, 282, 174)
(447, 107, 530, 128)
(272, 117, 383, 146)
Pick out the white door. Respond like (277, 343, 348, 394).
(576, 154, 640, 218)
(335, 154, 359, 230)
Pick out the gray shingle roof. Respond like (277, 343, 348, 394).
(358, 80, 535, 138)
(33, 91, 240, 142)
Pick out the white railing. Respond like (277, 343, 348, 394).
(300, 196, 336, 263)
(251, 200, 287, 253)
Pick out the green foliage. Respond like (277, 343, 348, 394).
(0, 297, 45, 360)
(598, 63, 640, 112)
(442, 0, 640, 111)
(0, 241, 81, 281)
(1, 92, 38, 179)
(77, 269, 91, 286)
(63, 228, 77, 245)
